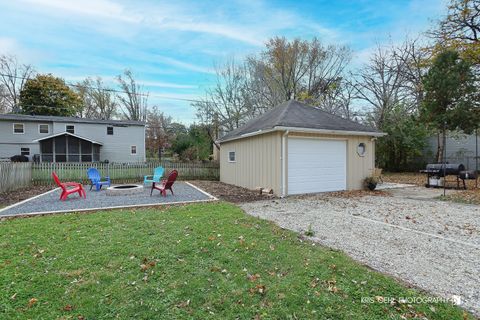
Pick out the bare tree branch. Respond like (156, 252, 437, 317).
(0, 54, 35, 113)
(116, 70, 148, 121)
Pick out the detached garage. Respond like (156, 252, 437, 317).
(219, 100, 385, 196)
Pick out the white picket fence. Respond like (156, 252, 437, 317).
(0, 162, 32, 193)
(0, 161, 220, 193)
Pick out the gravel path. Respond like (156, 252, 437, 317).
(0, 182, 214, 217)
(240, 193, 480, 316)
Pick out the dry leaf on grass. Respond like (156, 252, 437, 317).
(247, 273, 261, 282)
(63, 304, 74, 311)
(27, 298, 38, 308)
(175, 300, 190, 308)
(249, 284, 266, 295)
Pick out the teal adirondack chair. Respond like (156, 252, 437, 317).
(144, 166, 164, 185)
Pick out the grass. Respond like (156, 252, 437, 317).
(0, 202, 472, 319)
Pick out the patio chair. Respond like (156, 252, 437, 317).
(144, 166, 164, 185)
(151, 169, 178, 197)
(87, 167, 111, 191)
(52, 171, 86, 201)
(373, 168, 384, 184)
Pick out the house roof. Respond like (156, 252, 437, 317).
(219, 100, 384, 143)
(33, 132, 103, 145)
(0, 113, 145, 126)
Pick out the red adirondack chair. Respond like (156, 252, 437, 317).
(150, 170, 178, 197)
(52, 171, 86, 201)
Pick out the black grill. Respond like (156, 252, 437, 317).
(420, 163, 476, 189)
(423, 163, 465, 177)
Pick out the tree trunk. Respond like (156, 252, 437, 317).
(436, 130, 446, 163)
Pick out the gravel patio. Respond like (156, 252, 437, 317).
(0, 182, 216, 217)
(241, 188, 480, 316)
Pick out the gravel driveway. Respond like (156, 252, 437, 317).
(240, 190, 480, 316)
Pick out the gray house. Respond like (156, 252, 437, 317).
(425, 132, 479, 169)
(0, 114, 145, 163)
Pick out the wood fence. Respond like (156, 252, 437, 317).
(0, 161, 219, 193)
(0, 162, 32, 193)
(31, 161, 220, 185)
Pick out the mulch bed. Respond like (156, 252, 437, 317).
(189, 180, 270, 203)
(0, 185, 55, 208)
(190, 181, 391, 203)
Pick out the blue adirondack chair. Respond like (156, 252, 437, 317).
(87, 168, 111, 191)
(144, 166, 164, 185)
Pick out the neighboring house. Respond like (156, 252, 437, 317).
(218, 100, 385, 196)
(424, 133, 479, 169)
(0, 114, 146, 163)
(426, 133, 478, 158)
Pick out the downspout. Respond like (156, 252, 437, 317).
(281, 130, 289, 197)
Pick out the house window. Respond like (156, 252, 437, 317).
(107, 126, 114, 135)
(357, 143, 366, 157)
(39, 124, 49, 134)
(66, 125, 75, 134)
(131, 145, 137, 155)
(13, 123, 24, 134)
(21, 147, 30, 156)
(228, 151, 236, 162)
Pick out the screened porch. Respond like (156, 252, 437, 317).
(36, 133, 102, 163)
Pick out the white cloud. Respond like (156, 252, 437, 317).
(16, 0, 339, 47)
(0, 37, 19, 54)
(140, 80, 197, 89)
(159, 20, 263, 46)
(20, 0, 142, 23)
(152, 55, 215, 74)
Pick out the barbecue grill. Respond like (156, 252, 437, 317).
(420, 163, 477, 189)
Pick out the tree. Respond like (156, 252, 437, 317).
(247, 37, 351, 109)
(430, 0, 480, 65)
(170, 124, 212, 161)
(354, 44, 410, 129)
(391, 37, 431, 107)
(195, 37, 353, 138)
(0, 54, 35, 113)
(76, 77, 117, 119)
(318, 79, 358, 120)
(19, 74, 82, 116)
(116, 70, 148, 121)
(376, 105, 429, 171)
(194, 60, 253, 133)
(0, 85, 8, 113)
(420, 49, 479, 162)
(146, 106, 172, 159)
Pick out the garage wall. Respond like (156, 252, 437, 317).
(220, 132, 282, 194)
(288, 132, 375, 191)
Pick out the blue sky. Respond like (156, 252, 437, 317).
(0, 0, 447, 123)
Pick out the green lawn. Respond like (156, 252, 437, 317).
(0, 203, 471, 319)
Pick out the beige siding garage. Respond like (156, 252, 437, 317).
(219, 100, 383, 196)
(220, 131, 376, 196)
(220, 131, 282, 193)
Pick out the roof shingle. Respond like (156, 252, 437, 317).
(0, 114, 144, 126)
(220, 100, 379, 142)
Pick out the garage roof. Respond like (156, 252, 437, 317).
(220, 100, 383, 142)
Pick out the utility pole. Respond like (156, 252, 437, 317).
(476, 128, 478, 189)
(443, 121, 447, 197)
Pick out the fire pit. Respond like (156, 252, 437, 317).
(106, 184, 144, 196)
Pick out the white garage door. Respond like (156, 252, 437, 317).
(288, 138, 346, 195)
